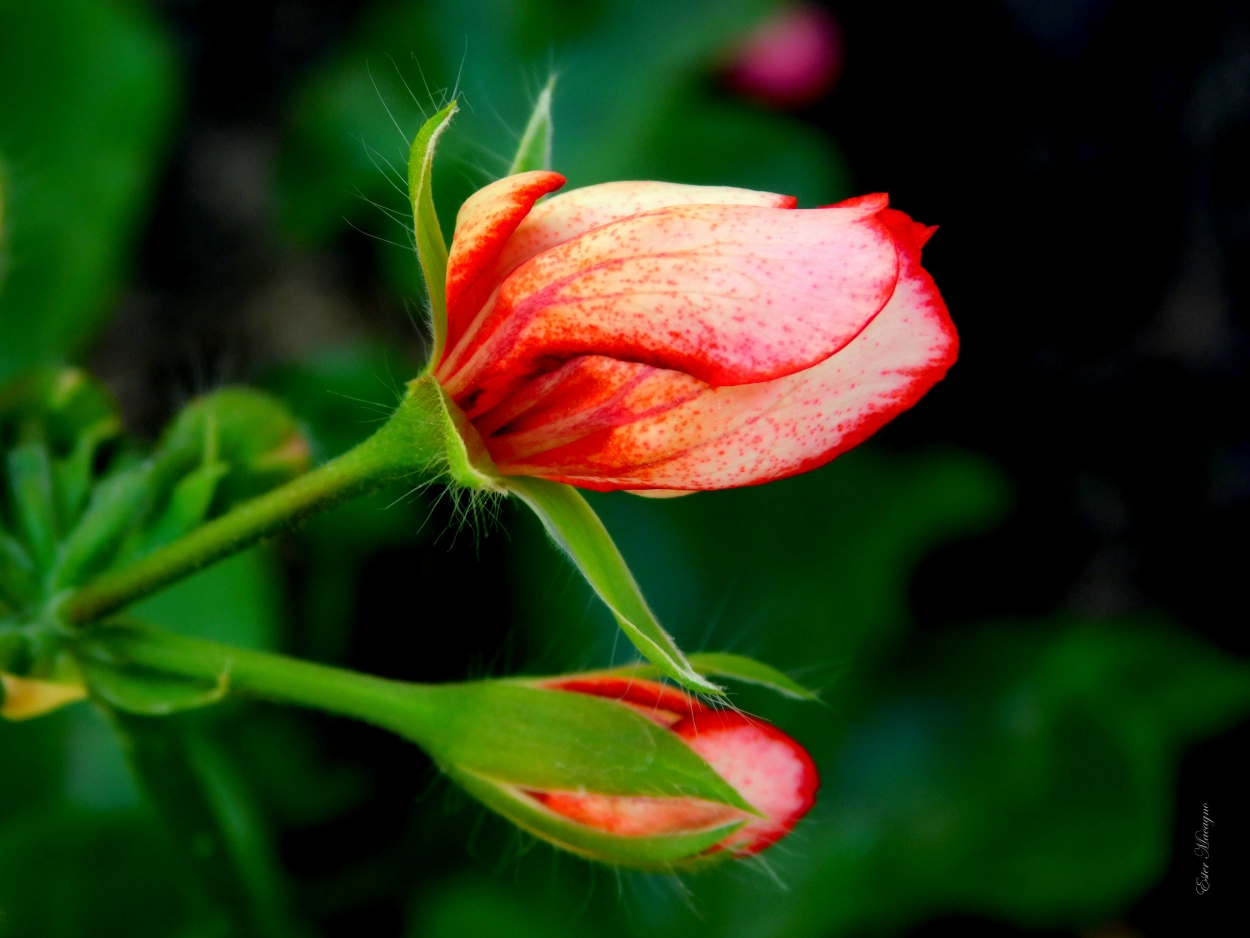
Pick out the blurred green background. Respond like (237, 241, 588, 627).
(1, 1, 1247, 936)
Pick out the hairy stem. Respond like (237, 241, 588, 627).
(62, 378, 451, 626)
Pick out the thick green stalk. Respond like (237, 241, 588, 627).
(62, 378, 451, 626)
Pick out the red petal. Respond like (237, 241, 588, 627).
(488, 212, 956, 490)
(498, 180, 797, 275)
(443, 170, 565, 360)
(543, 674, 710, 727)
(671, 708, 818, 854)
(439, 201, 901, 418)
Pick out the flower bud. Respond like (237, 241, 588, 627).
(438, 674, 818, 868)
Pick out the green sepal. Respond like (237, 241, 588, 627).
(409, 681, 750, 809)
(504, 476, 720, 695)
(80, 654, 228, 715)
(450, 767, 744, 870)
(507, 76, 555, 175)
(409, 375, 503, 491)
(409, 102, 457, 370)
(602, 651, 821, 701)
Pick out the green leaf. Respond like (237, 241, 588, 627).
(0, 530, 39, 609)
(504, 476, 719, 695)
(155, 387, 311, 512)
(128, 462, 229, 559)
(409, 103, 457, 369)
(0, 0, 179, 380)
(52, 464, 156, 589)
(606, 652, 821, 701)
(0, 629, 34, 675)
(0, 158, 9, 295)
(507, 76, 556, 175)
(0, 369, 125, 518)
(128, 548, 283, 650)
(6, 441, 59, 572)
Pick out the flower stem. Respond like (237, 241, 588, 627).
(62, 378, 451, 626)
(81, 622, 439, 727)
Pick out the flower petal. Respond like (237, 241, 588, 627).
(473, 355, 704, 461)
(498, 180, 798, 273)
(541, 674, 711, 728)
(439, 199, 901, 417)
(491, 225, 956, 489)
(444, 170, 566, 356)
(671, 708, 819, 853)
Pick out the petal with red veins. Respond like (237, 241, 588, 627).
(475, 356, 704, 462)
(439, 202, 901, 417)
(492, 233, 956, 489)
(444, 170, 566, 356)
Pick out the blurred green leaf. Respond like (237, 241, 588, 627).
(0, 369, 125, 524)
(0, 805, 201, 938)
(0, 0, 180, 380)
(406, 875, 601, 938)
(128, 548, 283, 650)
(155, 388, 311, 514)
(0, 160, 9, 295)
(110, 710, 308, 938)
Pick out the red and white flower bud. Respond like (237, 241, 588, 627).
(434, 172, 956, 493)
(525, 675, 818, 859)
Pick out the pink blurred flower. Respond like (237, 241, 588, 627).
(724, 4, 845, 108)
(434, 171, 956, 492)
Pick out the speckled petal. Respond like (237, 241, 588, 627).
(498, 180, 798, 274)
(443, 170, 566, 356)
(492, 224, 956, 489)
(439, 200, 900, 418)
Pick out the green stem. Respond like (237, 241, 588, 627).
(62, 378, 452, 626)
(80, 622, 439, 729)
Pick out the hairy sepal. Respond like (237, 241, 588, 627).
(409, 102, 457, 369)
(503, 476, 720, 695)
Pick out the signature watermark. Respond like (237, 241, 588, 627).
(1193, 802, 1213, 895)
